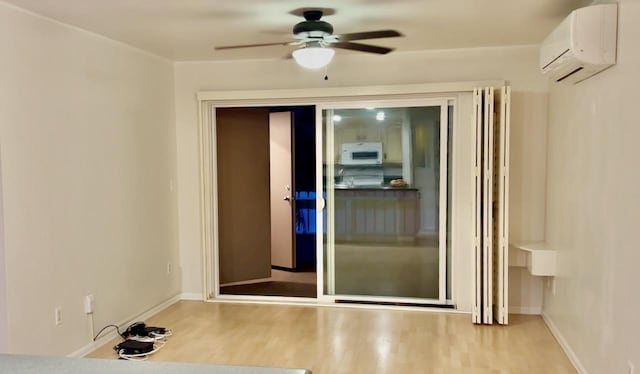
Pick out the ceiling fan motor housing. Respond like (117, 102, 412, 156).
(293, 20, 333, 39)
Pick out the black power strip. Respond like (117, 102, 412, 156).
(114, 339, 154, 355)
(124, 322, 167, 338)
(143, 326, 167, 336)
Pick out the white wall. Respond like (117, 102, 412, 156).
(0, 3, 180, 355)
(544, 0, 640, 372)
(174, 45, 548, 312)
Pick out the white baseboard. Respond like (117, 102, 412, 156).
(542, 312, 588, 374)
(180, 293, 204, 301)
(219, 277, 272, 287)
(509, 306, 542, 315)
(67, 293, 182, 358)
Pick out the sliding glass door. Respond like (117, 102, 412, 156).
(317, 99, 452, 304)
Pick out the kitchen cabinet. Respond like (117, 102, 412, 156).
(338, 127, 359, 144)
(339, 126, 383, 143)
(384, 125, 403, 163)
(334, 188, 419, 243)
(334, 124, 401, 163)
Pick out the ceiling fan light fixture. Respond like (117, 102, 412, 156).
(292, 46, 335, 69)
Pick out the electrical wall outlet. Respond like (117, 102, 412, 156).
(167, 262, 172, 275)
(84, 294, 95, 314)
(54, 307, 62, 326)
(628, 360, 635, 374)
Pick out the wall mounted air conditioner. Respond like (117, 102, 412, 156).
(540, 3, 617, 84)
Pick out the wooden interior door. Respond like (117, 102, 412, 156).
(216, 108, 271, 285)
(269, 112, 295, 269)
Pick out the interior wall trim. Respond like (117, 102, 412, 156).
(219, 277, 272, 288)
(197, 81, 505, 103)
(542, 312, 588, 374)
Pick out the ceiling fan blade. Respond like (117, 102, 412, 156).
(215, 41, 293, 50)
(335, 30, 402, 42)
(332, 42, 394, 55)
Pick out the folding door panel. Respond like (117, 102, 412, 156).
(472, 88, 484, 324)
(493, 87, 511, 325)
(482, 87, 495, 324)
(473, 86, 511, 325)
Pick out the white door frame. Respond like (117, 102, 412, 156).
(196, 81, 505, 306)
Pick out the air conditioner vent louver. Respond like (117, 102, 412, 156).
(556, 67, 584, 82)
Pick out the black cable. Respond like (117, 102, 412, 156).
(93, 324, 124, 341)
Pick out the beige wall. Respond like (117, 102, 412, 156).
(174, 45, 549, 312)
(0, 161, 7, 352)
(0, 3, 180, 355)
(507, 85, 550, 314)
(544, 0, 640, 372)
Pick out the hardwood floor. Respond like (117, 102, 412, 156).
(88, 301, 575, 373)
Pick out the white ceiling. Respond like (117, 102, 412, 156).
(6, 0, 587, 61)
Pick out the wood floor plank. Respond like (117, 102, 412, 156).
(88, 301, 575, 373)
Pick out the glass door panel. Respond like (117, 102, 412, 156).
(320, 102, 450, 303)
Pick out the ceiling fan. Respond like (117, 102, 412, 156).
(214, 9, 403, 69)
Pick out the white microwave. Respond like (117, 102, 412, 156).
(341, 142, 383, 165)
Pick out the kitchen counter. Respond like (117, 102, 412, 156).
(334, 185, 418, 191)
(333, 187, 419, 243)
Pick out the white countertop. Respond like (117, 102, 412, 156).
(0, 355, 311, 374)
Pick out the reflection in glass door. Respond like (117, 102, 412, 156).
(319, 100, 451, 304)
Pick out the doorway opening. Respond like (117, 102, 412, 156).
(215, 105, 317, 298)
(199, 82, 509, 313)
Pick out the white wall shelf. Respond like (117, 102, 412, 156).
(509, 241, 556, 277)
